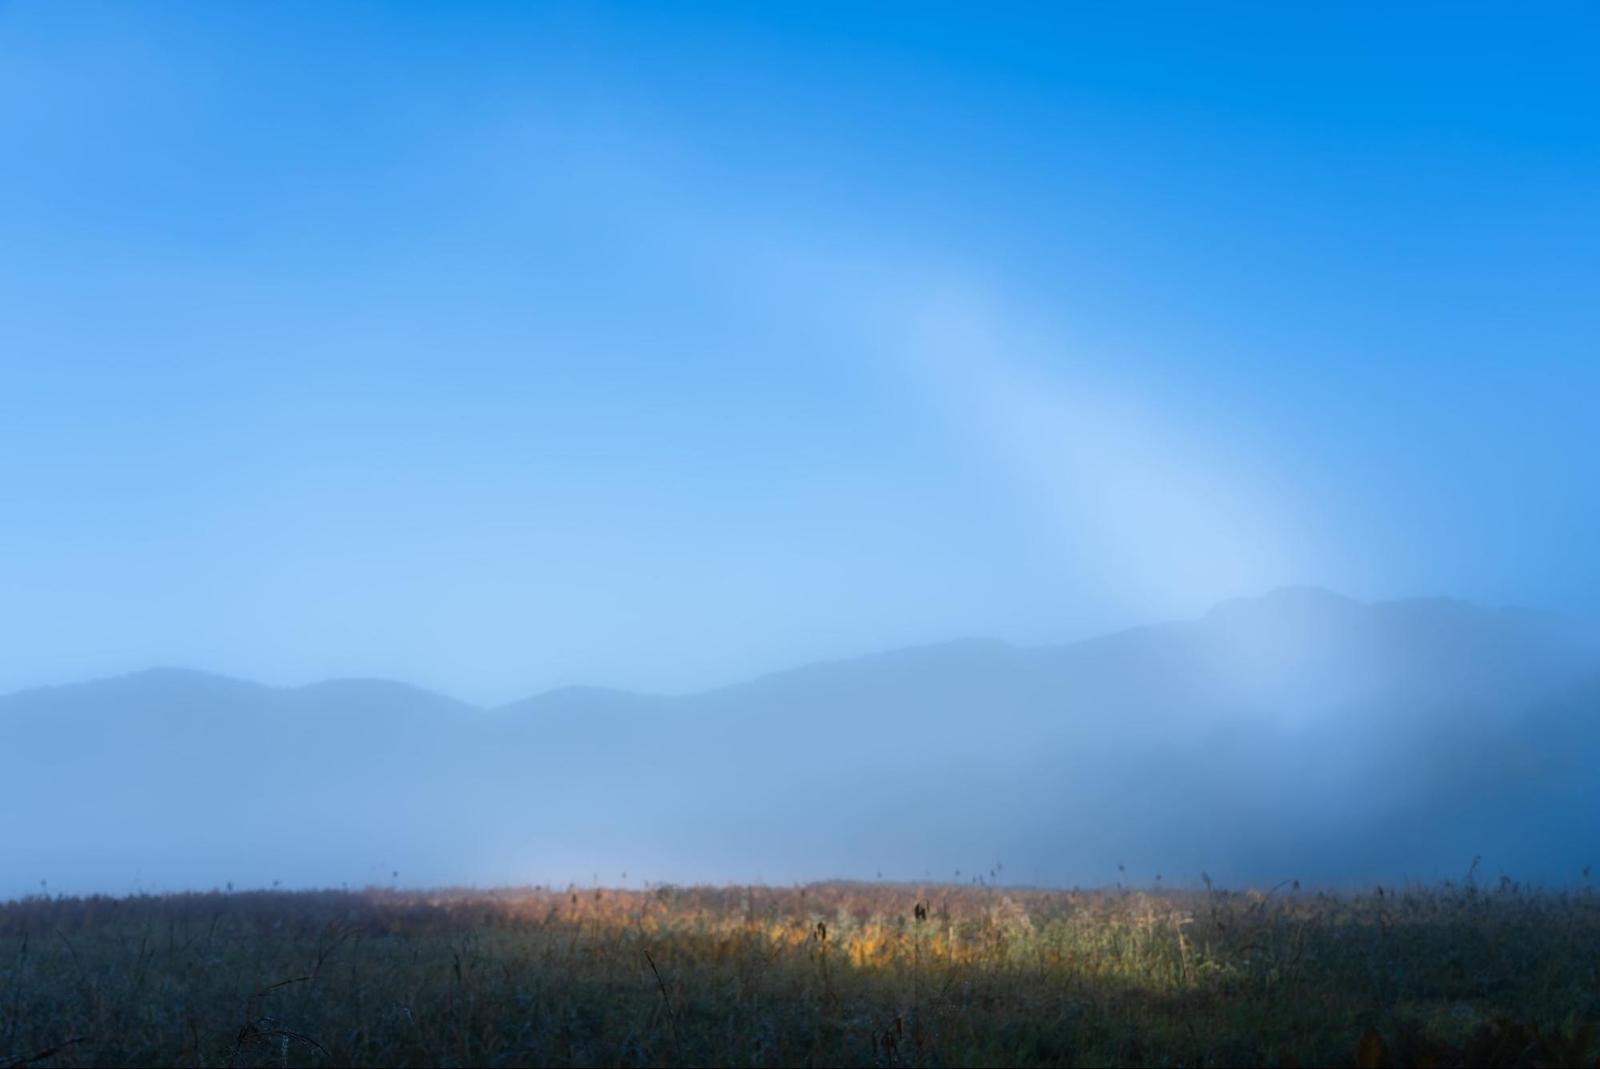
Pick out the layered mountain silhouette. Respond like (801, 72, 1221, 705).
(3, 588, 1596, 894)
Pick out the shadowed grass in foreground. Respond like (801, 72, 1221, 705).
(1, 882, 1597, 1067)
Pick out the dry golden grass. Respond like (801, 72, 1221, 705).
(1, 881, 1597, 1066)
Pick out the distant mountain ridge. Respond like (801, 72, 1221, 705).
(3, 588, 1596, 895)
(5, 587, 1582, 713)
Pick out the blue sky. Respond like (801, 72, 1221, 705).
(2, 2, 1597, 703)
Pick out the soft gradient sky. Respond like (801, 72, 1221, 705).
(2, 2, 1596, 704)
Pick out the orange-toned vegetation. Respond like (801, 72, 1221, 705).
(1, 881, 1596, 1066)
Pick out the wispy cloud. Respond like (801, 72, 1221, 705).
(899, 291, 1307, 613)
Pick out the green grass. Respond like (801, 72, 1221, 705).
(2, 881, 1597, 1067)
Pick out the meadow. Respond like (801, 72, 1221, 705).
(1, 880, 1597, 1068)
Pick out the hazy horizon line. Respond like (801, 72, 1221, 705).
(5, 584, 1571, 708)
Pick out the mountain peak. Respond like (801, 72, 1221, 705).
(82, 666, 272, 699)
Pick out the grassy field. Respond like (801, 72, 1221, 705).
(1, 881, 1597, 1068)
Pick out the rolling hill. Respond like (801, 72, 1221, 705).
(2, 589, 1595, 894)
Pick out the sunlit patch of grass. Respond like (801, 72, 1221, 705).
(0, 880, 1596, 1066)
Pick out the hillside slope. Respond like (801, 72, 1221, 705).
(2, 590, 1594, 892)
